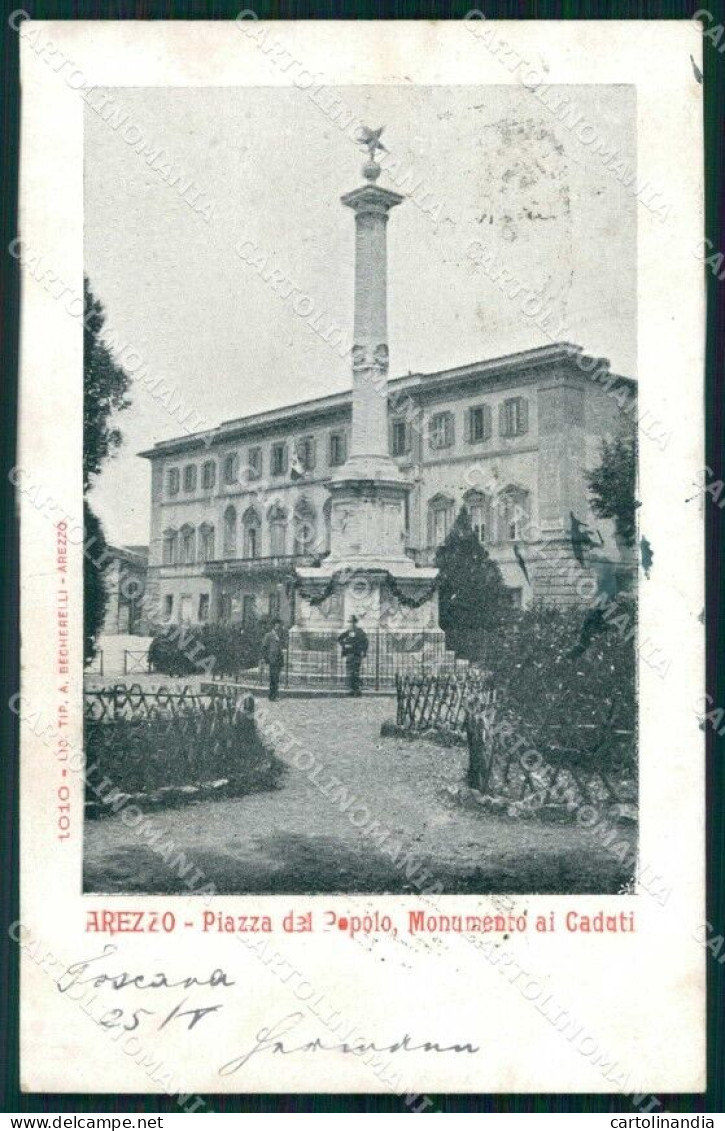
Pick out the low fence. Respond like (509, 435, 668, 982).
(466, 706, 636, 812)
(393, 672, 636, 815)
(258, 631, 470, 692)
(84, 684, 283, 805)
(395, 672, 495, 733)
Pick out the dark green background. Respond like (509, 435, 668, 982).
(1, 0, 722, 1113)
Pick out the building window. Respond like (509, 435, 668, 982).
(432, 507, 451, 546)
(183, 464, 197, 493)
(428, 496, 455, 547)
(500, 397, 529, 438)
(497, 486, 530, 541)
(271, 442, 288, 477)
(296, 436, 316, 472)
(242, 595, 256, 627)
(429, 411, 454, 450)
(329, 431, 347, 467)
(163, 594, 174, 620)
(247, 447, 262, 481)
(293, 500, 317, 556)
(180, 525, 195, 564)
(468, 404, 492, 443)
(507, 587, 523, 609)
(242, 507, 261, 559)
(198, 593, 210, 622)
(391, 420, 410, 457)
(466, 490, 492, 544)
(162, 529, 178, 565)
(223, 452, 239, 485)
(202, 460, 216, 490)
(268, 590, 281, 619)
(167, 468, 180, 496)
(269, 505, 287, 557)
(223, 506, 237, 557)
(199, 523, 215, 562)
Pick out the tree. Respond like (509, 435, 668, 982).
(435, 505, 511, 636)
(83, 277, 131, 492)
(84, 278, 132, 660)
(586, 431, 638, 548)
(83, 501, 110, 666)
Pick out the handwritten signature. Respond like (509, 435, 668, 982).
(218, 1012, 480, 1075)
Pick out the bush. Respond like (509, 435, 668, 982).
(463, 598, 637, 770)
(148, 617, 285, 679)
(85, 694, 286, 805)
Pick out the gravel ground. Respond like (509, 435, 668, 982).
(83, 697, 635, 895)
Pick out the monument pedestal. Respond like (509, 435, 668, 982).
(288, 442, 447, 687)
(288, 577, 450, 688)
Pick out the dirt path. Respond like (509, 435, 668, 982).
(83, 698, 634, 895)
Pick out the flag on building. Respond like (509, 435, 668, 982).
(513, 542, 530, 584)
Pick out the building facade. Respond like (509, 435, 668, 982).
(140, 341, 636, 627)
(100, 545, 149, 635)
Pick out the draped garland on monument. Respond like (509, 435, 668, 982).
(292, 574, 338, 606)
(293, 570, 438, 609)
(384, 573, 439, 608)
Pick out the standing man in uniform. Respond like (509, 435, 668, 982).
(261, 618, 285, 701)
(337, 614, 368, 697)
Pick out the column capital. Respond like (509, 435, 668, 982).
(340, 184, 405, 217)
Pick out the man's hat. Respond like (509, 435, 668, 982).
(350, 614, 358, 623)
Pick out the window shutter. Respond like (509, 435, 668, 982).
(428, 416, 435, 450)
(519, 398, 529, 435)
(445, 413, 454, 446)
(283, 444, 289, 474)
(499, 402, 507, 437)
(405, 423, 412, 453)
(464, 408, 472, 443)
(309, 438, 316, 470)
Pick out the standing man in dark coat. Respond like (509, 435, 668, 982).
(337, 615, 368, 697)
(261, 618, 285, 701)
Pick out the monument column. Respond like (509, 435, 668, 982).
(288, 128, 447, 686)
(341, 163, 403, 468)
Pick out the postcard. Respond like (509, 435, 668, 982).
(15, 17, 705, 1097)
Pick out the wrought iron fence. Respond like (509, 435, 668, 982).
(256, 630, 470, 692)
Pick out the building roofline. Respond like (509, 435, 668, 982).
(138, 342, 635, 460)
(107, 544, 149, 566)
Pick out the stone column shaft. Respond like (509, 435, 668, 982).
(352, 209, 389, 457)
(341, 182, 404, 464)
